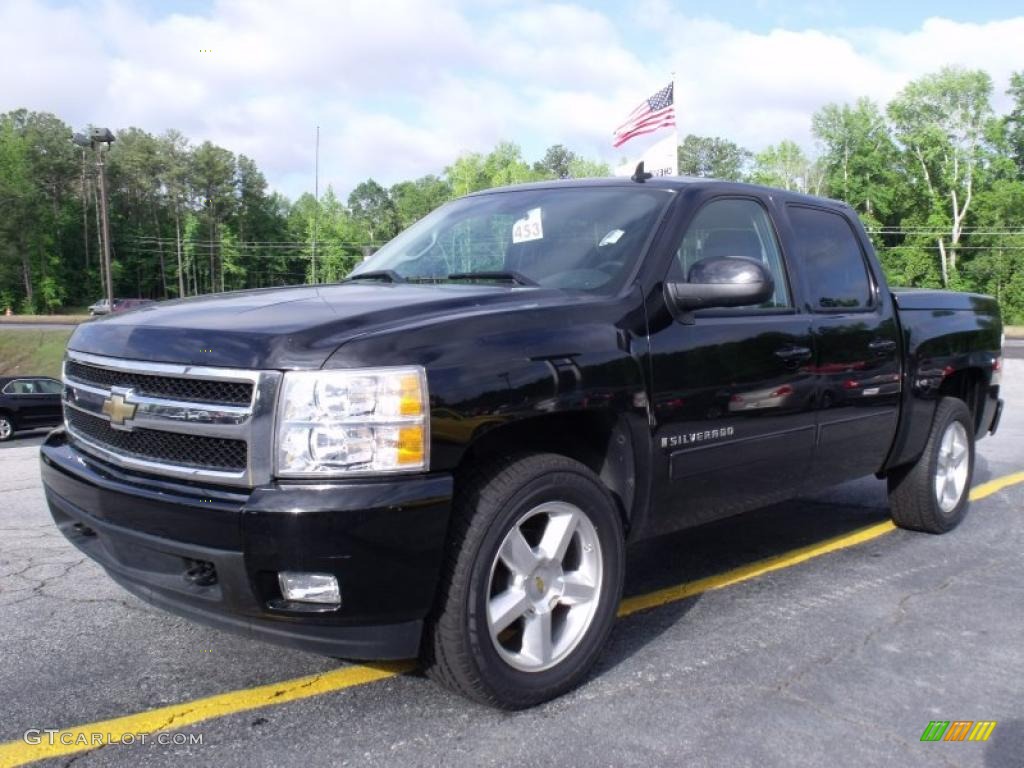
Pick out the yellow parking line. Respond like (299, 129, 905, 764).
(969, 470, 1024, 501)
(617, 520, 897, 617)
(0, 663, 412, 767)
(2, 470, 1023, 767)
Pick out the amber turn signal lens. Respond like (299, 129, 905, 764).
(397, 425, 425, 466)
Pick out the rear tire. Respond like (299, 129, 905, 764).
(423, 453, 624, 708)
(887, 397, 974, 534)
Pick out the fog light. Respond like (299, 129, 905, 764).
(278, 572, 341, 605)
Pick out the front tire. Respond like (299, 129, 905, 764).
(0, 415, 14, 442)
(423, 453, 624, 708)
(887, 397, 975, 534)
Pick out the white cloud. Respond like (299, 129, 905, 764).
(0, 0, 1021, 199)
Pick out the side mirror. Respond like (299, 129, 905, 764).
(665, 256, 774, 314)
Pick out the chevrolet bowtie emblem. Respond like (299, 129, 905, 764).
(102, 390, 137, 429)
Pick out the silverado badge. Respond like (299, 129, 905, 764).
(661, 426, 735, 449)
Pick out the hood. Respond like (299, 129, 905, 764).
(67, 282, 568, 369)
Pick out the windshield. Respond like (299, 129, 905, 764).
(351, 186, 673, 293)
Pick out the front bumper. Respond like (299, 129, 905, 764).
(40, 429, 453, 659)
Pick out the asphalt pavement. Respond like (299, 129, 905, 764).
(0, 363, 1022, 767)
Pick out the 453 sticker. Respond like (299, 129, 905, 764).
(512, 207, 543, 244)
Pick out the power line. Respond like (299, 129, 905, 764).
(875, 245, 1024, 250)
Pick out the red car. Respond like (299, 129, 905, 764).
(110, 298, 156, 313)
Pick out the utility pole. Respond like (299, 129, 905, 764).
(96, 143, 114, 311)
(93, 178, 105, 300)
(74, 129, 116, 311)
(311, 125, 319, 284)
(79, 148, 89, 270)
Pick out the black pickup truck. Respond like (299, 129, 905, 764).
(41, 178, 1003, 708)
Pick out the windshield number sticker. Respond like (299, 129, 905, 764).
(512, 208, 543, 244)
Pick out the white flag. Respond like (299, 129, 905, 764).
(615, 132, 678, 178)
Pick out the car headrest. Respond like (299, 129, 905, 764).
(702, 229, 763, 261)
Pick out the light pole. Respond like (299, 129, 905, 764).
(73, 128, 116, 312)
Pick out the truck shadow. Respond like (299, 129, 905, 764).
(984, 719, 1023, 768)
(595, 477, 894, 676)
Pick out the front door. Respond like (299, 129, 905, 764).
(646, 197, 815, 535)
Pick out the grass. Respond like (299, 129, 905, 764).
(0, 328, 74, 379)
(0, 314, 89, 325)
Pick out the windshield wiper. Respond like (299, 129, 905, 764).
(445, 271, 538, 286)
(344, 270, 405, 283)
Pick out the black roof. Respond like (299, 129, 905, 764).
(465, 176, 850, 212)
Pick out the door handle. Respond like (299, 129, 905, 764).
(868, 339, 897, 355)
(774, 346, 812, 365)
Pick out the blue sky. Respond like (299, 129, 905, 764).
(4, 1, 1023, 199)
(130, 0, 1022, 34)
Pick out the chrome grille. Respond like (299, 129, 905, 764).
(66, 409, 247, 471)
(62, 350, 280, 487)
(65, 361, 253, 406)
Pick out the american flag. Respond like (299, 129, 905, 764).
(612, 82, 675, 148)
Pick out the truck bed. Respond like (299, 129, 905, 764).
(892, 288, 1000, 313)
(885, 287, 1002, 471)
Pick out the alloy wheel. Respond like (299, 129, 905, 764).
(934, 420, 970, 513)
(485, 501, 603, 672)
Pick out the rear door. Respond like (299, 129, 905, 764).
(782, 204, 901, 488)
(645, 196, 816, 534)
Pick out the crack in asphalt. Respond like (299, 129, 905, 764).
(857, 555, 1006, 653)
(777, 688, 964, 768)
(271, 673, 325, 699)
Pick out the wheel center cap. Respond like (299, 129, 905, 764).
(526, 563, 562, 602)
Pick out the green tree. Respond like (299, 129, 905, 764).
(108, 127, 172, 297)
(677, 135, 751, 180)
(390, 175, 452, 229)
(0, 111, 77, 312)
(962, 178, 1024, 322)
(812, 98, 901, 228)
(1005, 71, 1024, 177)
(888, 67, 995, 284)
(219, 226, 245, 290)
(312, 186, 366, 282)
(445, 151, 489, 197)
(566, 157, 611, 178)
(348, 179, 399, 244)
(482, 141, 543, 187)
(0, 119, 39, 309)
(191, 141, 237, 292)
(533, 144, 576, 179)
(159, 130, 192, 297)
(750, 140, 823, 194)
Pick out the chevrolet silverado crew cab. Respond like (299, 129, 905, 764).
(42, 177, 1004, 708)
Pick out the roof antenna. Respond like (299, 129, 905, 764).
(631, 161, 653, 183)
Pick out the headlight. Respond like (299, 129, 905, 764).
(275, 367, 429, 476)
